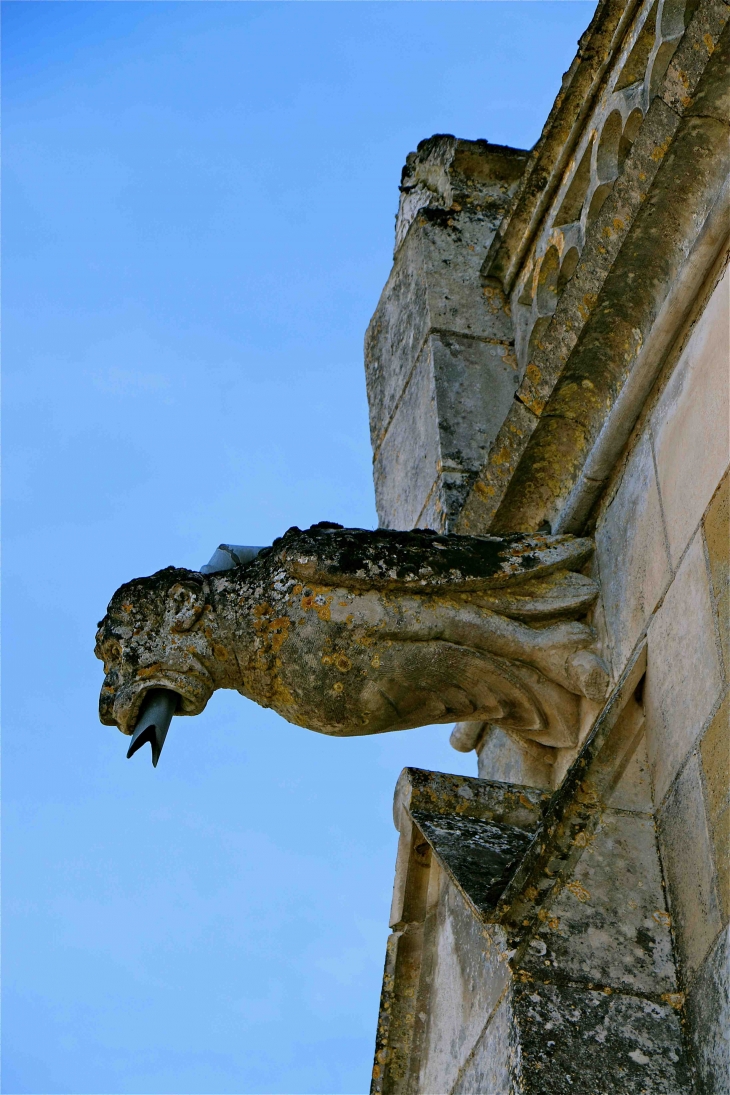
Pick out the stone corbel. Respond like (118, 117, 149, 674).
(95, 524, 610, 760)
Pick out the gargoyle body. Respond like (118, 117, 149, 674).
(96, 524, 609, 750)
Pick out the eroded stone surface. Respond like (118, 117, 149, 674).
(651, 264, 730, 567)
(686, 923, 730, 1095)
(512, 980, 691, 1095)
(521, 810, 676, 997)
(607, 734, 654, 813)
(417, 875, 511, 1095)
(412, 811, 533, 916)
(394, 135, 528, 255)
(393, 768, 547, 834)
(658, 751, 723, 980)
(372, 659, 691, 1093)
(372, 330, 523, 531)
(700, 693, 730, 923)
(366, 137, 528, 533)
(477, 725, 554, 790)
(700, 693, 730, 831)
(704, 470, 730, 675)
(596, 430, 672, 678)
(450, 989, 514, 1095)
(96, 525, 609, 749)
(646, 531, 723, 803)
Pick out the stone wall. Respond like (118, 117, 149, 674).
(374, 748, 692, 1095)
(370, 200, 728, 1095)
(594, 260, 730, 1092)
(366, 0, 729, 1089)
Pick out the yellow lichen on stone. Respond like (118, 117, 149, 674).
(566, 880, 591, 902)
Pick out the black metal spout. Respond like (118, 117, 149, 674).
(126, 689, 178, 767)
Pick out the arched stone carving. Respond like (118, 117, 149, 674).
(96, 523, 609, 750)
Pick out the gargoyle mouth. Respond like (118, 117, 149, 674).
(105, 670, 213, 735)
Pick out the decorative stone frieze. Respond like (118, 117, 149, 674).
(459, 0, 730, 536)
(489, 0, 718, 379)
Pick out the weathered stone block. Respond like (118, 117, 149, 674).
(704, 471, 730, 597)
(645, 531, 723, 803)
(366, 161, 519, 458)
(418, 215, 514, 341)
(521, 810, 676, 997)
(365, 239, 431, 451)
(366, 138, 528, 532)
(607, 734, 654, 813)
(372, 332, 523, 530)
(658, 752, 723, 980)
(686, 923, 730, 1095)
(374, 686, 690, 1092)
(596, 430, 672, 677)
(714, 803, 730, 924)
(476, 725, 553, 790)
(699, 693, 730, 922)
(413, 488, 442, 538)
(704, 470, 730, 674)
(512, 980, 691, 1095)
(417, 875, 511, 1095)
(372, 342, 439, 531)
(432, 333, 520, 473)
(714, 579, 728, 682)
(450, 990, 513, 1095)
(455, 398, 537, 535)
(412, 811, 533, 918)
(651, 265, 730, 568)
(394, 135, 528, 255)
(700, 692, 730, 829)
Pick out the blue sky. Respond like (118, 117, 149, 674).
(3, 3, 596, 1092)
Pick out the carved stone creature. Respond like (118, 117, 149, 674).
(96, 523, 609, 749)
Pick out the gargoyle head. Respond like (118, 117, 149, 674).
(95, 567, 217, 735)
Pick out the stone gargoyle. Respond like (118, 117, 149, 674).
(96, 523, 610, 753)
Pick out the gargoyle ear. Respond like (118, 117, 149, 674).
(168, 583, 205, 632)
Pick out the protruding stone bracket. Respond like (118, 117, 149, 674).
(96, 526, 610, 748)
